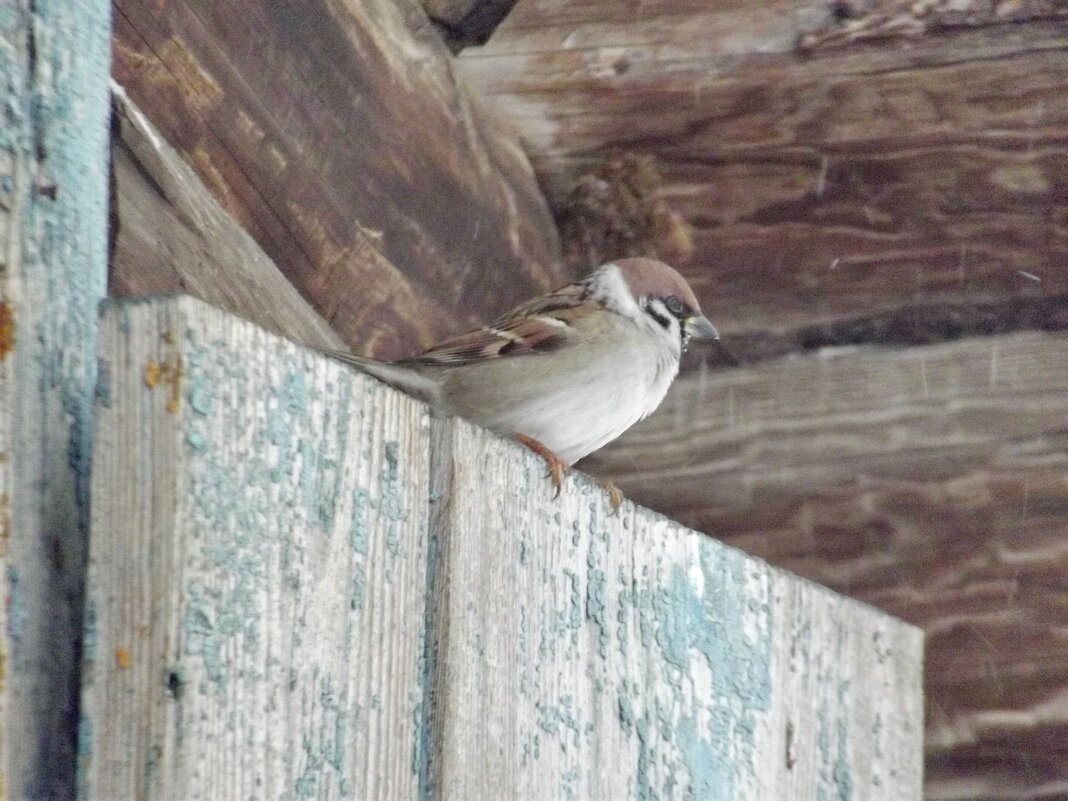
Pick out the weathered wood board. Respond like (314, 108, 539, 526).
(84, 296, 923, 800)
(81, 297, 431, 799)
(112, 0, 565, 360)
(429, 418, 924, 799)
(0, 0, 111, 797)
(459, 9, 1068, 346)
(582, 331, 1068, 799)
(109, 83, 346, 352)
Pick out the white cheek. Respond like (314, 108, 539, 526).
(591, 264, 644, 319)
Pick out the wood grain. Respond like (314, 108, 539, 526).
(428, 416, 923, 799)
(109, 85, 347, 352)
(112, 0, 565, 360)
(82, 297, 431, 799)
(82, 296, 923, 799)
(459, 15, 1068, 344)
(581, 331, 1068, 799)
(0, 0, 111, 797)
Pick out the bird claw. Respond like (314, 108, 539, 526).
(513, 434, 567, 500)
(600, 480, 624, 514)
(510, 436, 621, 512)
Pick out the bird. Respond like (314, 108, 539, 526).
(323, 257, 718, 505)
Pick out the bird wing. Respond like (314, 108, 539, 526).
(400, 282, 591, 367)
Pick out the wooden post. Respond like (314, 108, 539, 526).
(83, 297, 924, 799)
(0, 0, 111, 797)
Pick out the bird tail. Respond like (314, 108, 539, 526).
(317, 348, 440, 406)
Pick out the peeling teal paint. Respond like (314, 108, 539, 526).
(414, 452, 440, 801)
(536, 696, 582, 747)
(81, 595, 98, 664)
(187, 367, 213, 415)
(94, 357, 111, 407)
(635, 716, 656, 801)
(292, 673, 349, 798)
(834, 681, 854, 801)
(818, 701, 831, 801)
(410, 623, 428, 779)
(350, 562, 366, 610)
(561, 567, 582, 646)
(75, 714, 93, 798)
(561, 532, 774, 800)
(350, 487, 374, 554)
(561, 766, 581, 801)
(677, 715, 731, 801)
(348, 438, 408, 558)
(6, 565, 26, 645)
(585, 538, 608, 658)
(617, 693, 635, 735)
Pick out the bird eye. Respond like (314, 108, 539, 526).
(665, 296, 686, 316)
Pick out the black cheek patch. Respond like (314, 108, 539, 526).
(646, 306, 673, 330)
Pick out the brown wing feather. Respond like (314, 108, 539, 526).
(401, 283, 589, 367)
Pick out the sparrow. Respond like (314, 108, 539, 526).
(324, 257, 718, 503)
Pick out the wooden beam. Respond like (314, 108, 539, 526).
(471, 0, 832, 35)
(458, 18, 1068, 345)
(83, 296, 924, 799)
(109, 84, 346, 352)
(581, 331, 1068, 799)
(0, 0, 111, 798)
(112, 0, 564, 361)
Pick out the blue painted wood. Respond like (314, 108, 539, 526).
(78, 297, 923, 799)
(82, 297, 432, 800)
(0, 0, 110, 797)
(430, 419, 925, 799)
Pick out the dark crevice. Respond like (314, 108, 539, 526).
(691, 294, 1068, 370)
(428, 0, 520, 53)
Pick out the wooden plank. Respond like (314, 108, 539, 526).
(580, 331, 1068, 800)
(428, 417, 924, 799)
(112, 0, 565, 361)
(81, 296, 431, 799)
(109, 83, 346, 352)
(0, 0, 111, 797)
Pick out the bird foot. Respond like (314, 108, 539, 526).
(599, 480, 624, 514)
(512, 434, 566, 499)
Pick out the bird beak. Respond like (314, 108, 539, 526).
(684, 314, 719, 341)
